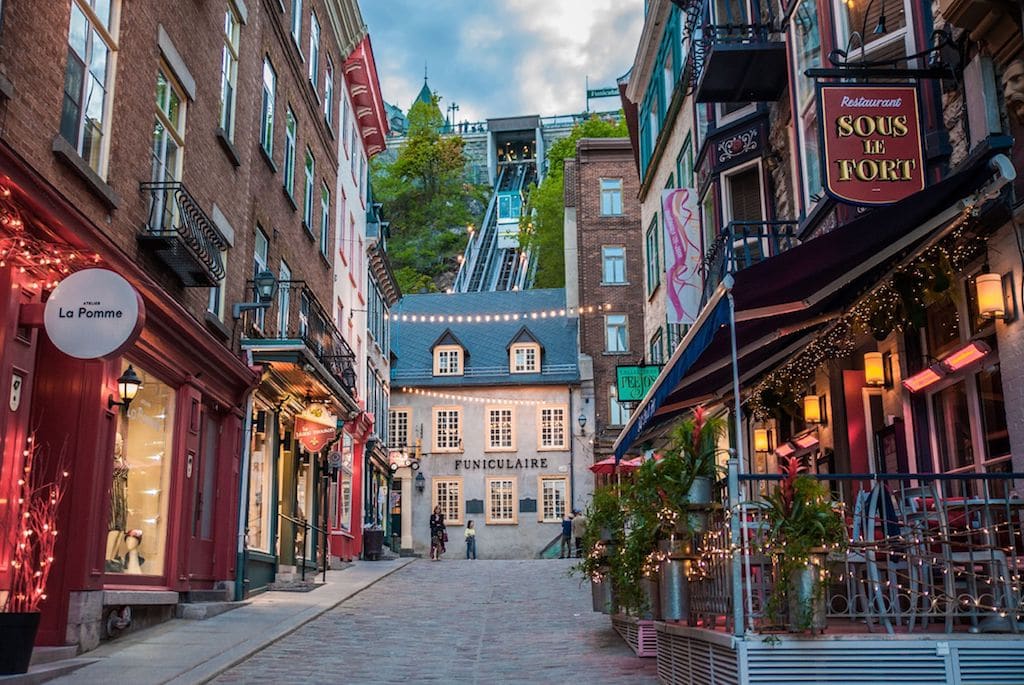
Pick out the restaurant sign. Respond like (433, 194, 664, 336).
(616, 365, 662, 402)
(43, 268, 144, 360)
(818, 84, 925, 206)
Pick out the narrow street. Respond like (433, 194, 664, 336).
(213, 559, 658, 684)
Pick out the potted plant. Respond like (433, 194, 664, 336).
(661, 406, 727, 508)
(762, 455, 846, 633)
(0, 436, 68, 675)
(573, 485, 624, 613)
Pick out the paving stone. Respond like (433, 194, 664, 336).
(215, 558, 658, 684)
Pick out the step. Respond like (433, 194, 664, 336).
(183, 588, 231, 603)
(174, 601, 248, 620)
(0, 658, 97, 685)
(28, 647, 77, 668)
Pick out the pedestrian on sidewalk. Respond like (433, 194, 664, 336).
(559, 511, 573, 558)
(571, 509, 586, 558)
(430, 505, 446, 561)
(465, 520, 477, 559)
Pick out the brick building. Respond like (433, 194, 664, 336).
(0, 0, 386, 652)
(563, 138, 646, 461)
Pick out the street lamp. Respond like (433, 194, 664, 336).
(414, 472, 425, 494)
(232, 270, 278, 319)
(108, 365, 143, 410)
(577, 412, 587, 436)
(341, 364, 357, 396)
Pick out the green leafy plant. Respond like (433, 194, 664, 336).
(572, 485, 624, 582)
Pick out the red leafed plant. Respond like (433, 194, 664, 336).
(1, 435, 68, 614)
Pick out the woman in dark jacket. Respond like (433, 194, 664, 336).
(429, 505, 446, 561)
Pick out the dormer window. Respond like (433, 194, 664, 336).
(510, 343, 540, 373)
(434, 345, 463, 376)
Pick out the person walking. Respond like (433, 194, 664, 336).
(429, 505, 446, 561)
(559, 511, 573, 558)
(465, 520, 477, 559)
(571, 509, 587, 558)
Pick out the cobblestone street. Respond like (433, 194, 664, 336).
(214, 559, 658, 684)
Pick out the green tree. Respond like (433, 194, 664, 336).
(520, 114, 628, 288)
(373, 96, 487, 294)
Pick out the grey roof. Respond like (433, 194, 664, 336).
(391, 289, 579, 388)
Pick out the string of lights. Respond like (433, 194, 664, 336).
(398, 387, 553, 406)
(391, 303, 612, 324)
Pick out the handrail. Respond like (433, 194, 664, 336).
(279, 511, 327, 536)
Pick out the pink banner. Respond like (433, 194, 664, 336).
(661, 188, 702, 324)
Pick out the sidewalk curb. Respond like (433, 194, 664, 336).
(172, 558, 415, 685)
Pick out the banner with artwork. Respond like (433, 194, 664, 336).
(661, 188, 703, 324)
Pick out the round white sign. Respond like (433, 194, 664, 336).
(44, 269, 144, 360)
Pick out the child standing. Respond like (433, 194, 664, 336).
(465, 520, 477, 559)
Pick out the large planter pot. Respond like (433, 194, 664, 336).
(786, 553, 828, 633)
(658, 558, 691, 622)
(640, 575, 662, 620)
(0, 611, 41, 675)
(687, 476, 713, 505)
(591, 573, 614, 613)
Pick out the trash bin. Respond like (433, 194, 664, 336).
(363, 529, 384, 561)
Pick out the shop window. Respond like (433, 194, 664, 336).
(432, 477, 463, 525)
(539, 476, 569, 523)
(602, 246, 626, 284)
(486, 407, 515, 451)
(336, 435, 353, 531)
(388, 408, 410, 450)
(510, 343, 539, 373)
(538, 405, 567, 450)
(485, 477, 517, 524)
(609, 385, 630, 426)
(977, 364, 1009, 462)
(600, 178, 623, 216)
(247, 406, 272, 551)
(931, 380, 973, 473)
(433, 406, 462, 452)
(106, 363, 175, 577)
(60, 0, 120, 177)
(218, 3, 240, 140)
(605, 314, 628, 353)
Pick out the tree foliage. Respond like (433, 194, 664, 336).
(519, 114, 629, 288)
(373, 96, 487, 294)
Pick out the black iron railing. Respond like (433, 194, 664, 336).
(140, 182, 226, 284)
(701, 220, 799, 302)
(243, 279, 356, 393)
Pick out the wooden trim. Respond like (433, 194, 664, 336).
(431, 405, 462, 453)
(484, 405, 516, 452)
(536, 474, 570, 523)
(485, 476, 518, 525)
(537, 404, 569, 451)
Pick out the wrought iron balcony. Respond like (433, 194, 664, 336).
(702, 220, 800, 302)
(686, 0, 788, 103)
(241, 280, 356, 395)
(139, 182, 227, 287)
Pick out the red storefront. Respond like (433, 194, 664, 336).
(0, 149, 257, 649)
(329, 412, 374, 561)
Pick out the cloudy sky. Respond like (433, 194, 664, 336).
(362, 0, 645, 124)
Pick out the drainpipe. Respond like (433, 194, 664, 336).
(568, 389, 576, 511)
(234, 392, 255, 601)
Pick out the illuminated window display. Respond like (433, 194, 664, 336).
(106, 363, 175, 576)
(247, 408, 272, 552)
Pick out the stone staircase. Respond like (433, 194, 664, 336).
(175, 587, 247, 620)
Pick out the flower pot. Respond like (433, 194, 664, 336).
(591, 573, 614, 613)
(658, 558, 690, 622)
(687, 476, 713, 505)
(0, 611, 41, 675)
(640, 575, 662, 620)
(786, 553, 827, 633)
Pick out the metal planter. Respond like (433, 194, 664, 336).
(591, 573, 614, 614)
(786, 553, 827, 633)
(658, 558, 691, 622)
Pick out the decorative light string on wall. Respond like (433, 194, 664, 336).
(391, 303, 612, 324)
(398, 387, 550, 406)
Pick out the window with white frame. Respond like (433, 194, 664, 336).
(253, 227, 269, 329)
(609, 385, 630, 426)
(260, 58, 275, 156)
(60, 0, 120, 176)
(433, 345, 463, 376)
(319, 182, 330, 256)
(645, 216, 661, 295)
(600, 178, 623, 215)
(432, 477, 463, 525)
(340, 92, 349, 154)
(602, 246, 626, 284)
(539, 405, 567, 450)
(388, 408, 410, 449)
(290, 0, 302, 48)
(485, 477, 517, 524)
(539, 476, 568, 522)
(433, 407, 462, 452)
(151, 65, 186, 188)
(324, 56, 334, 127)
(510, 343, 540, 373)
(605, 314, 628, 353)
(302, 148, 314, 228)
(308, 12, 320, 90)
(207, 250, 227, 318)
(486, 407, 515, 451)
(283, 107, 296, 196)
(277, 259, 291, 335)
(218, 4, 240, 140)
(676, 136, 693, 189)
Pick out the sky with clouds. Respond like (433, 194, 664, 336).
(362, 0, 645, 124)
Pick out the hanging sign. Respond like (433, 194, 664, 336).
(294, 403, 337, 453)
(616, 365, 662, 402)
(43, 269, 144, 359)
(818, 84, 925, 206)
(662, 188, 703, 324)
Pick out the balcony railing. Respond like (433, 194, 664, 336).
(139, 182, 227, 287)
(685, 0, 788, 103)
(701, 220, 800, 303)
(241, 280, 356, 394)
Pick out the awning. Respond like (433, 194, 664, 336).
(613, 144, 1015, 459)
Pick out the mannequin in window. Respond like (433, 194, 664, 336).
(105, 432, 129, 571)
(123, 529, 144, 574)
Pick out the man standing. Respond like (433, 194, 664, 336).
(571, 509, 587, 558)
(559, 511, 573, 558)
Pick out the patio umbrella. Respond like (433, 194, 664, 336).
(589, 456, 640, 474)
